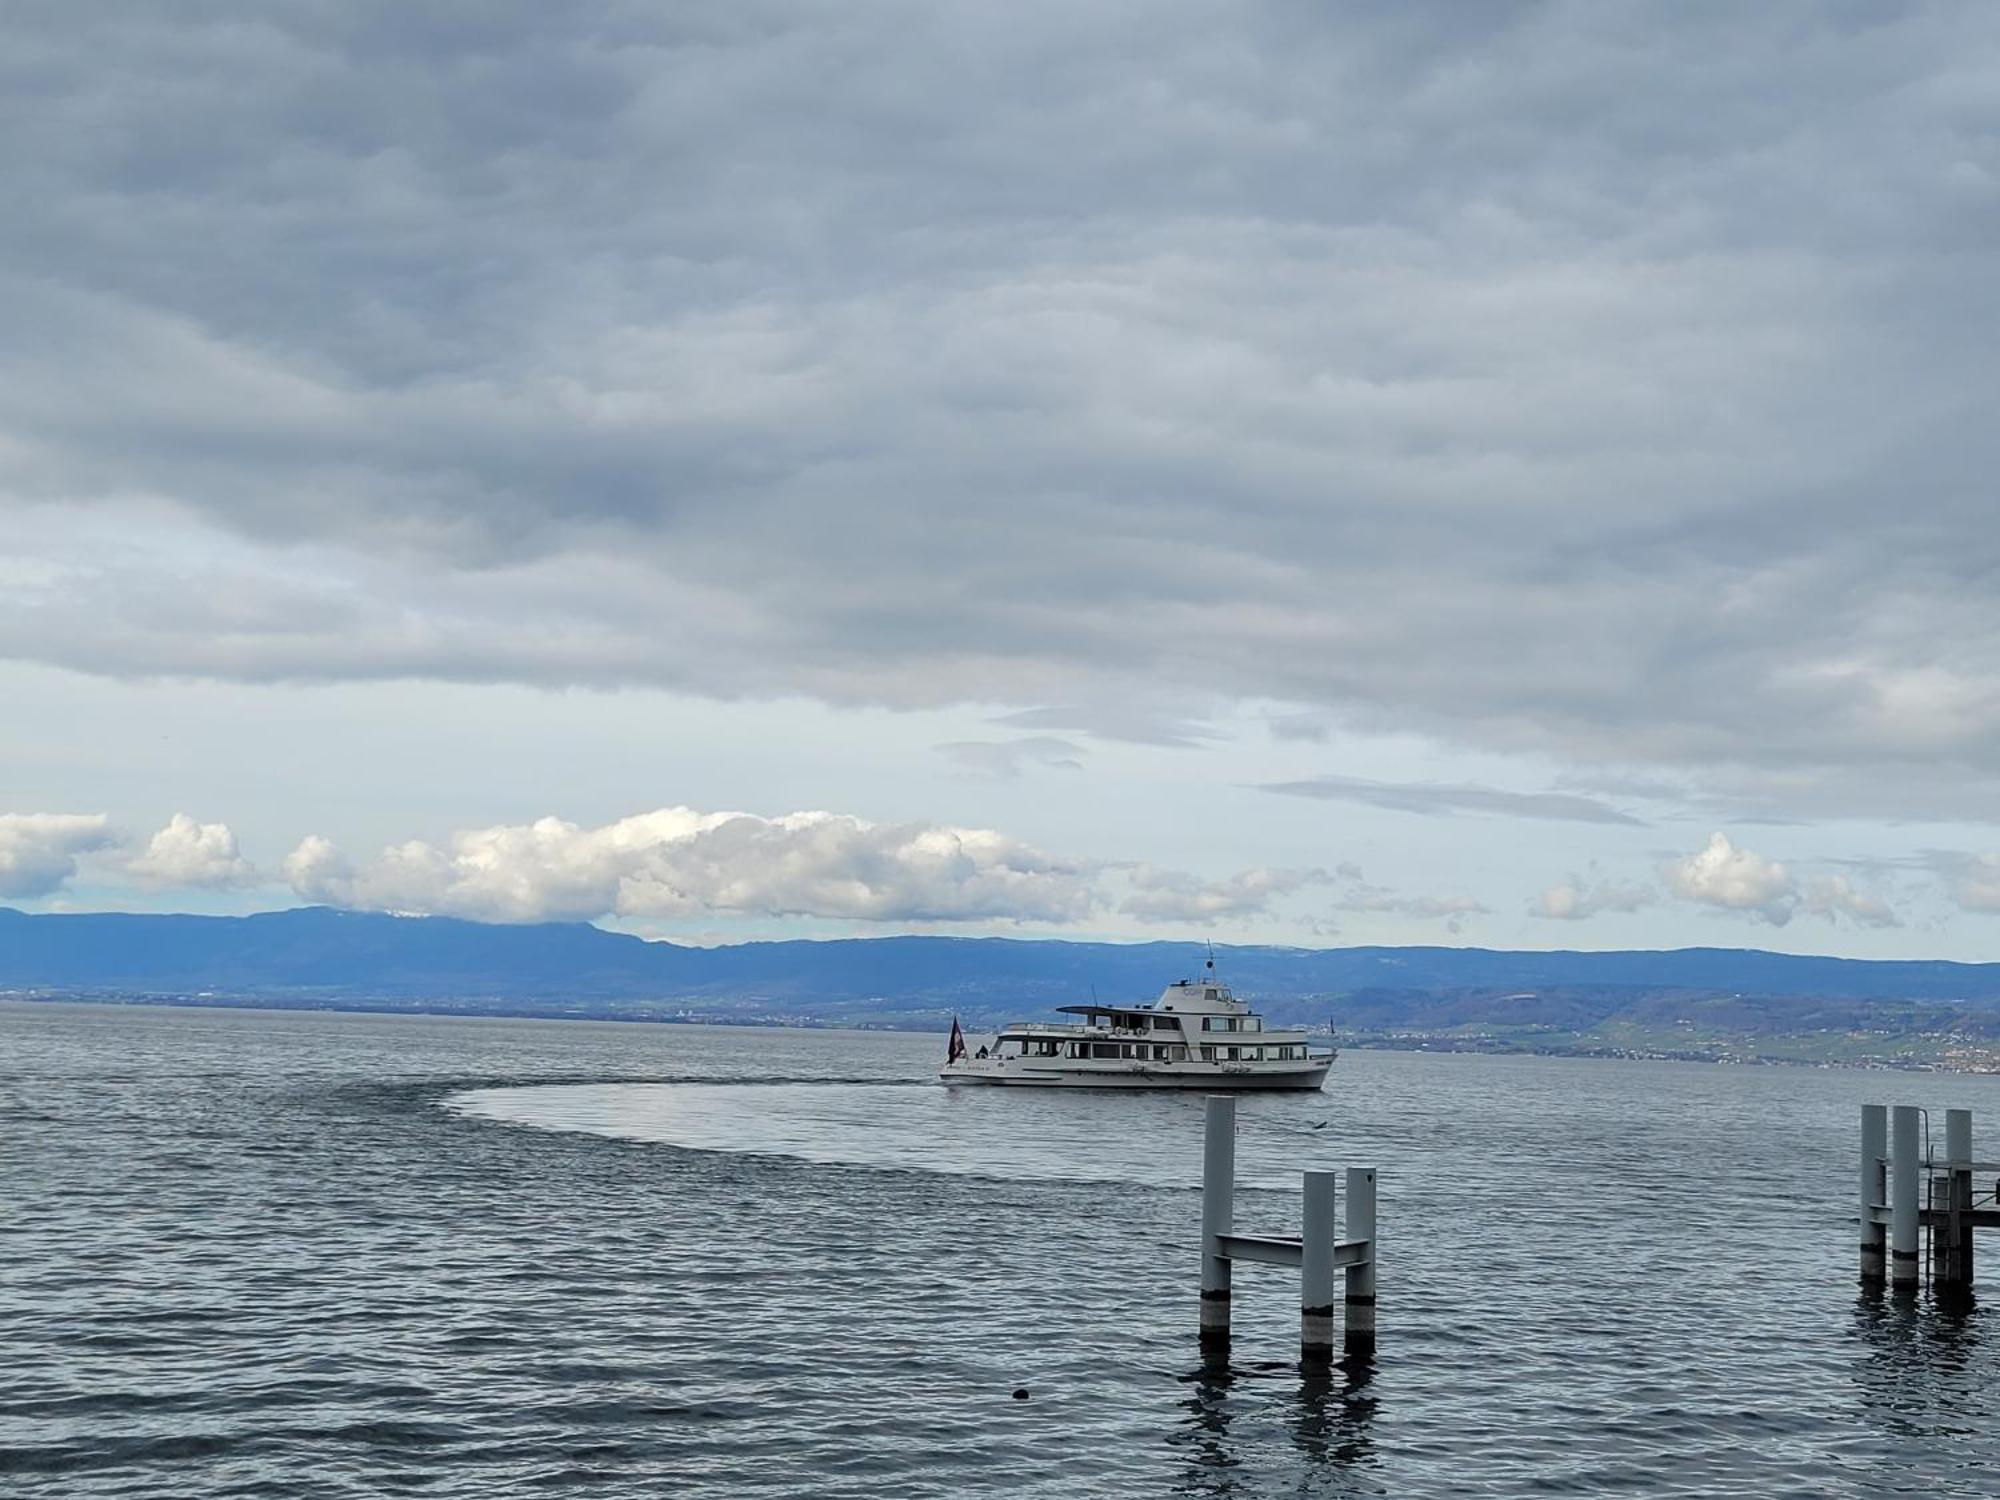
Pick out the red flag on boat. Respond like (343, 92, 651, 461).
(947, 1016, 967, 1063)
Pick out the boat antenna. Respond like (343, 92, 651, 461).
(1205, 939, 1215, 974)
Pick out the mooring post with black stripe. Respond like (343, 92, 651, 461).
(1300, 1169, 1336, 1368)
(1890, 1104, 1921, 1291)
(1860, 1103, 1887, 1286)
(1938, 1107, 1975, 1293)
(1200, 1095, 1235, 1356)
(1343, 1165, 1377, 1357)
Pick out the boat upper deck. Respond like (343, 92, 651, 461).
(1005, 976, 1303, 1039)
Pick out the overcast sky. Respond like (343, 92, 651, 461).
(6, 2, 2000, 956)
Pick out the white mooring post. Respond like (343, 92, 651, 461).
(1200, 1095, 1236, 1354)
(1344, 1166, 1377, 1357)
(1939, 1108, 1975, 1292)
(1859, 1103, 1887, 1286)
(1300, 1170, 1337, 1367)
(1890, 1104, 1921, 1290)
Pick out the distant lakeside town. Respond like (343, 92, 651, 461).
(11, 984, 2000, 1073)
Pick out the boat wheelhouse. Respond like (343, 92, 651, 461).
(939, 966, 1333, 1090)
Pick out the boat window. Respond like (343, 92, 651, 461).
(1224, 1046, 1238, 1061)
(1200, 1017, 1211, 1031)
(1152, 1016, 1180, 1031)
(1091, 1042, 1120, 1059)
(1244, 1018, 1260, 1032)
(1199, 1045, 1215, 1062)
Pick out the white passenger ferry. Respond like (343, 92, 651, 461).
(938, 963, 1334, 1090)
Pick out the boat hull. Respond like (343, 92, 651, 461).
(939, 1062, 1331, 1091)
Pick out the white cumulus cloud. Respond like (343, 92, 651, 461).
(1663, 832, 1795, 925)
(0, 812, 118, 899)
(1661, 832, 1900, 928)
(127, 813, 257, 888)
(284, 807, 1103, 926)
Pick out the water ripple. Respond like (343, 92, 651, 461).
(6, 1001, 2000, 1497)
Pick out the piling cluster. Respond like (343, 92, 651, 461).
(1860, 1103, 1982, 1297)
(1198, 1095, 1377, 1367)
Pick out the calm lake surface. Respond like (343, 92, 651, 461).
(5, 1000, 2000, 1497)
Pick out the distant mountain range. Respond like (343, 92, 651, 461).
(7, 906, 2000, 1066)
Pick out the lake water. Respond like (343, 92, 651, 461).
(5, 1000, 1999, 1497)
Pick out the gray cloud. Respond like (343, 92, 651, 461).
(1330, 881, 1491, 936)
(1924, 851, 2000, 915)
(990, 706, 1217, 749)
(936, 736, 1084, 777)
(1533, 876, 1654, 922)
(6, 5, 2000, 818)
(1261, 774, 1642, 825)
(0, 813, 118, 899)
(1120, 864, 1333, 925)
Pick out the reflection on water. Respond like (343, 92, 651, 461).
(1170, 1357, 1381, 1497)
(1172, 1364, 1241, 1496)
(1293, 1358, 1379, 1474)
(1851, 1287, 1990, 1446)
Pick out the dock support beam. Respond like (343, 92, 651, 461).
(1936, 1108, 1975, 1294)
(1860, 1103, 1887, 1286)
(1891, 1104, 1921, 1291)
(1344, 1165, 1377, 1358)
(1200, 1095, 1235, 1355)
(1300, 1170, 1336, 1368)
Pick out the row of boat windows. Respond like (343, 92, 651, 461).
(1094, 1014, 1261, 1032)
(999, 1040, 1309, 1062)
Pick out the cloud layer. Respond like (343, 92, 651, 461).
(5, 5, 2000, 819)
(0, 802, 1972, 942)
(285, 808, 1104, 926)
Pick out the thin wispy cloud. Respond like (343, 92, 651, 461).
(935, 737, 1085, 778)
(1260, 775, 1643, 826)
